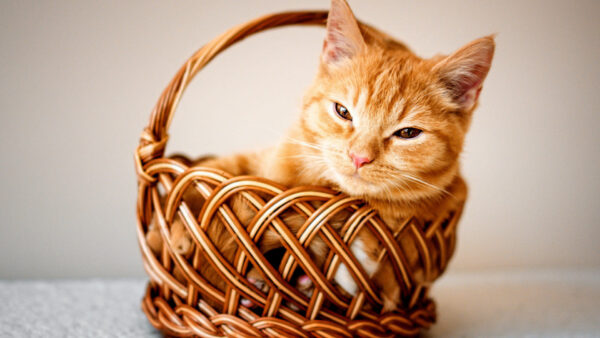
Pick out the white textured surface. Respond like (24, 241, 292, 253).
(0, 279, 159, 338)
(426, 269, 600, 337)
(0, 269, 598, 337)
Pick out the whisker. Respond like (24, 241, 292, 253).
(296, 160, 332, 182)
(252, 127, 326, 152)
(366, 168, 452, 199)
(283, 136, 343, 155)
(287, 139, 325, 152)
(275, 155, 325, 162)
(401, 173, 453, 197)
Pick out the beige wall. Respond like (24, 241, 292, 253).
(1, 0, 598, 278)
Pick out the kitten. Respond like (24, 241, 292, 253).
(148, 0, 494, 312)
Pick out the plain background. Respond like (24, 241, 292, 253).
(0, 0, 598, 279)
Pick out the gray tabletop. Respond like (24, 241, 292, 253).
(1, 269, 599, 337)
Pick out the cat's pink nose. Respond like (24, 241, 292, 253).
(350, 153, 372, 169)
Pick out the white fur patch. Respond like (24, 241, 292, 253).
(334, 238, 378, 296)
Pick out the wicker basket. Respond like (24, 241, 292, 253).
(135, 10, 465, 337)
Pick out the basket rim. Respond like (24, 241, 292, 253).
(135, 10, 330, 178)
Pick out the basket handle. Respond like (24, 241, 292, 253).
(135, 11, 329, 180)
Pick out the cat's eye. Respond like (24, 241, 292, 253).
(334, 102, 352, 121)
(394, 127, 422, 139)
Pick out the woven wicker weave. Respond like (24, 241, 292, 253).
(135, 10, 465, 337)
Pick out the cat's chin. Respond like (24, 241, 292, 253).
(330, 170, 387, 197)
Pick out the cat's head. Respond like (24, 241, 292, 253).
(296, 0, 494, 201)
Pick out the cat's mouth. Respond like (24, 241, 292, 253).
(330, 169, 385, 196)
(323, 157, 384, 195)
(350, 172, 372, 184)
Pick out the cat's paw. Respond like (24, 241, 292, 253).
(380, 285, 400, 313)
(248, 276, 269, 293)
(241, 271, 270, 308)
(171, 232, 192, 255)
(296, 274, 314, 297)
(288, 274, 314, 312)
(170, 220, 193, 255)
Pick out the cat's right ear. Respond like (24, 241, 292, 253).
(321, 0, 366, 66)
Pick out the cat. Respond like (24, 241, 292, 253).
(147, 0, 494, 313)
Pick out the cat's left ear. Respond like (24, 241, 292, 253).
(434, 36, 495, 112)
(321, 0, 367, 65)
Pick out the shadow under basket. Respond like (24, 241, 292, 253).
(134, 10, 465, 338)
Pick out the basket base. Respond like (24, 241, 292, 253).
(141, 281, 436, 337)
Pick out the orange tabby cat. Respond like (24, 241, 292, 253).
(148, 0, 494, 312)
